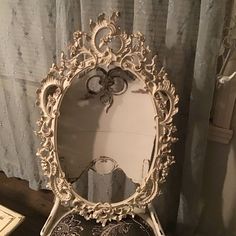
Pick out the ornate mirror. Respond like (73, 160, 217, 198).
(36, 12, 178, 226)
(56, 66, 157, 204)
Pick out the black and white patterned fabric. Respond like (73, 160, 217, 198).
(51, 212, 155, 236)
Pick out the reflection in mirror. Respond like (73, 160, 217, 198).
(57, 67, 156, 203)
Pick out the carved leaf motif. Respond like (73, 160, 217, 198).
(97, 13, 106, 24)
(110, 11, 120, 22)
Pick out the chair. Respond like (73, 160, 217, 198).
(36, 12, 178, 236)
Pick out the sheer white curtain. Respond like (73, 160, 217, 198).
(0, 0, 232, 235)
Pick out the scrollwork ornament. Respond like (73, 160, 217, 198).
(36, 12, 178, 225)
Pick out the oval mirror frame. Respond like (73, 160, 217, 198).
(36, 12, 178, 225)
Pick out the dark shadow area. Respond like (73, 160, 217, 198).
(0, 171, 53, 236)
(197, 103, 236, 236)
(197, 140, 230, 235)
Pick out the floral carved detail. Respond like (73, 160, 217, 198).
(36, 12, 178, 226)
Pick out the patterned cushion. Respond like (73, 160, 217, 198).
(51, 212, 155, 236)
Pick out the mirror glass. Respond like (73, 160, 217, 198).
(57, 67, 156, 203)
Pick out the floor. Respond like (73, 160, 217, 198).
(0, 172, 53, 235)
